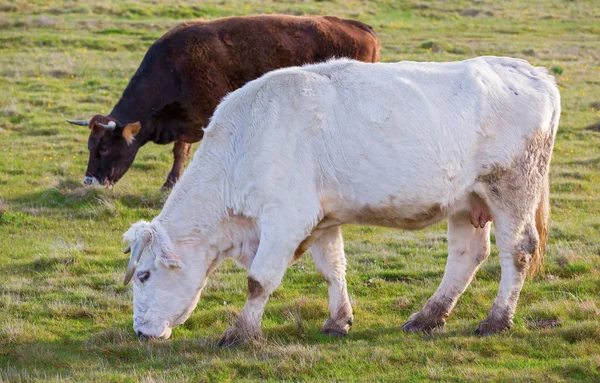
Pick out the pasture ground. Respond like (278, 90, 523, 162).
(1, 0, 599, 381)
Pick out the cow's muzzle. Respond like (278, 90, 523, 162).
(134, 326, 172, 340)
(83, 176, 100, 186)
(136, 331, 152, 340)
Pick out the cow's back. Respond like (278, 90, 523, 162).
(142, 15, 379, 141)
(203, 57, 559, 228)
(190, 15, 380, 70)
(176, 15, 380, 97)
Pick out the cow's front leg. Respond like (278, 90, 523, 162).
(218, 222, 309, 347)
(311, 226, 353, 336)
(162, 141, 192, 190)
(403, 212, 490, 333)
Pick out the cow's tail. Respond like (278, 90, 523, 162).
(530, 172, 549, 277)
(529, 95, 559, 277)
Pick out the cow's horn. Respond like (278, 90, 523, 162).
(97, 121, 117, 130)
(123, 245, 131, 254)
(67, 119, 90, 126)
(123, 232, 151, 286)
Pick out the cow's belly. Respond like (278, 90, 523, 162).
(349, 202, 449, 230)
(318, 194, 468, 231)
(316, 130, 479, 230)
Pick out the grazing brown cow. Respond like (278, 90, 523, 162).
(67, 15, 380, 189)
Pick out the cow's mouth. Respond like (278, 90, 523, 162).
(138, 327, 172, 340)
(134, 320, 173, 340)
(83, 176, 100, 186)
(83, 176, 114, 190)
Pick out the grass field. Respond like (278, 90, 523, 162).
(1, 0, 600, 381)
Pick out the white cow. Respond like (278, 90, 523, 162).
(122, 57, 560, 345)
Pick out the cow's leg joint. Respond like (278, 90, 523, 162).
(402, 297, 451, 333)
(247, 276, 264, 300)
(162, 141, 192, 190)
(475, 303, 514, 336)
(321, 305, 353, 336)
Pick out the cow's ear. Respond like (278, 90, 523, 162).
(155, 251, 184, 269)
(122, 122, 141, 146)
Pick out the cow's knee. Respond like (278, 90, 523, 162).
(513, 222, 539, 273)
(248, 276, 266, 299)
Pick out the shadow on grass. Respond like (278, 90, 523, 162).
(2, 326, 242, 380)
(585, 120, 600, 131)
(3, 310, 598, 381)
(7, 178, 168, 212)
(3, 253, 127, 278)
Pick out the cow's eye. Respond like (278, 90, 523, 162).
(99, 145, 110, 156)
(137, 271, 150, 283)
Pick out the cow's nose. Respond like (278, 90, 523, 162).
(83, 176, 99, 186)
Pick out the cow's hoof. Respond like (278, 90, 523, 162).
(217, 325, 262, 347)
(218, 327, 243, 348)
(402, 312, 445, 333)
(161, 174, 180, 190)
(321, 317, 352, 336)
(474, 319, 513, 336)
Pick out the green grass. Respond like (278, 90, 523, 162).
(1, 0, 600, 381)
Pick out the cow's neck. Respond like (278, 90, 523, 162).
(107, 109, 164, 147)
(154, 121, 259, 267)
(155, 136, 231, 236)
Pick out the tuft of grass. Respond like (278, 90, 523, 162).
(551, 65, 564, 75)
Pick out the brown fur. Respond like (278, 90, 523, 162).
(531, 173, 549, 276)
(80, 15, 380, 188)
(354, 203, 446, 230)
(477, 127, 555, 278)
(292, 236, 314, 265)
(163, 141, 192, 189)
(520, 127, 554, 277)
(122, 122, 141, 145)
(247, 277, 264, 300)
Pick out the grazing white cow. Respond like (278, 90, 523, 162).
(122, 57, 560, 345)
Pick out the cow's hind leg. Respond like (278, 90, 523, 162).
(311, 226, 353, 336)
(474, 127, 553, 335)
(162, 141, 192, 189)
(403, 212, 491, 333)
(475, 214, 538, 335)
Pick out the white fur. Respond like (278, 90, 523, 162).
(123, 57, 559, 339)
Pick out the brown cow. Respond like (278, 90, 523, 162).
(67, 15, 380, 189)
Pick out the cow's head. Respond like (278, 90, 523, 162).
(122, 220, 221, 339)
(67, 115, 142, 189)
